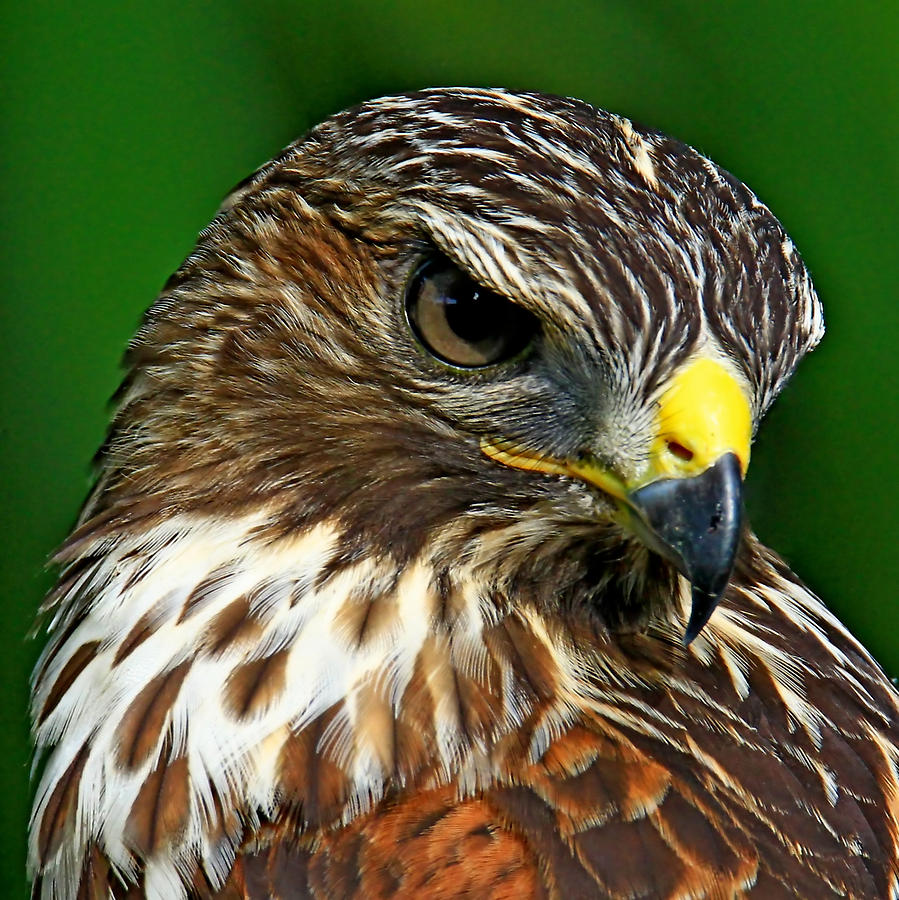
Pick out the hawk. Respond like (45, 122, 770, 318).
(29, 88, 899, 898)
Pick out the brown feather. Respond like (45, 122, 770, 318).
(115, 661, 191, 769)
(225, 650, 290, 720)
(125, 746, 191, 856)
(38, 641, 100, 726)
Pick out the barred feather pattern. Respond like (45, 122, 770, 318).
(29, 88, 898, 898)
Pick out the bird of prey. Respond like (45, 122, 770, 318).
(29, 88, 899, 899)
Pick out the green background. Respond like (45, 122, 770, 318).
(2, 1, 897, 893)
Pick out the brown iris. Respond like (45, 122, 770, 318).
(405, 256, 537, 367)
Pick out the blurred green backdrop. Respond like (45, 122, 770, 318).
(2, 0, 897, 893)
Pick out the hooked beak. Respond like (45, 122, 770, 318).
(628, 453, 743, 643)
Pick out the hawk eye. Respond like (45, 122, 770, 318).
(405, 257, 538, 368)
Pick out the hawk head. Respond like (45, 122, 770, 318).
(31, 89, 846, 897)
(86, 88, 821, 635)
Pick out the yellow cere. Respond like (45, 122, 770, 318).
(648, 357, 752, 482)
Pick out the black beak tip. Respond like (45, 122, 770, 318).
(683, 586, 722, 645)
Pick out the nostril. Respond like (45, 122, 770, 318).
(667, 440, 694, 462)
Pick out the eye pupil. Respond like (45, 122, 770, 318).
(405, 256, 537, 368)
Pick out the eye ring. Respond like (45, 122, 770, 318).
(404, 255, 538, 368)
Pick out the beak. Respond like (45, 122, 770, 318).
(480, 357, 753, 643)
(628, 453, 743, 643)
